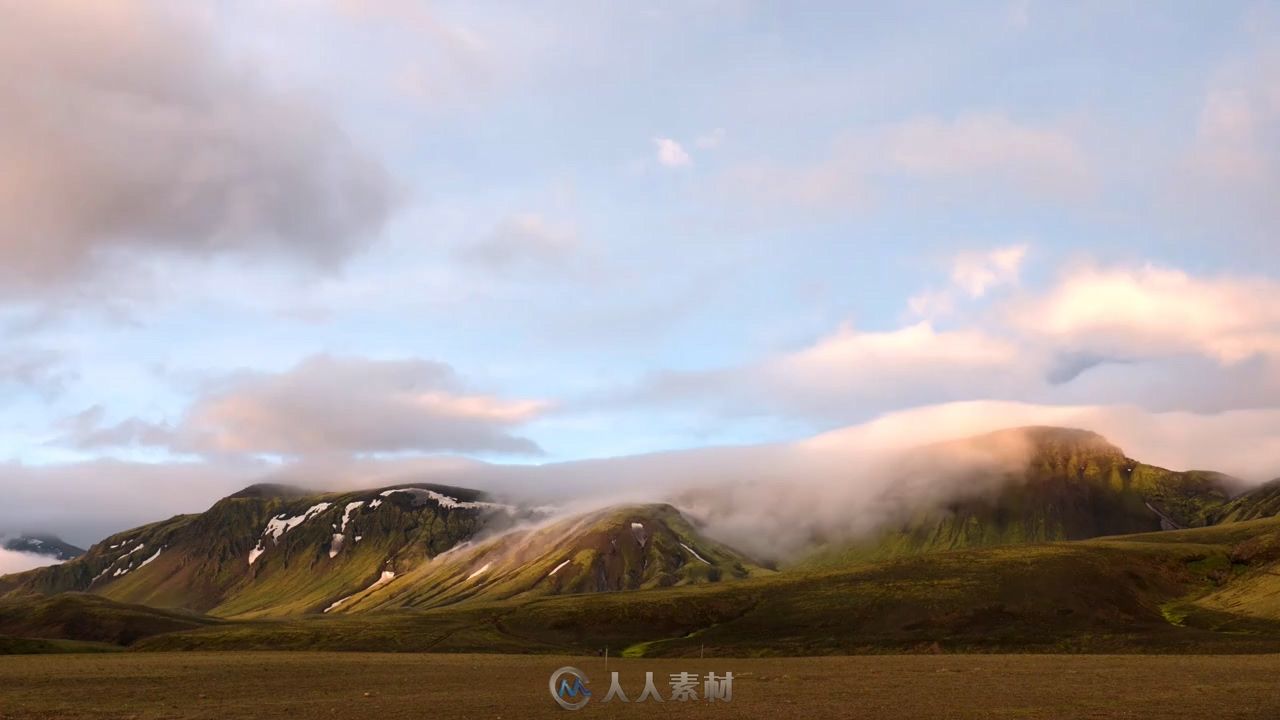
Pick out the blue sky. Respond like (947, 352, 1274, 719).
(4, 1, 1280, 543)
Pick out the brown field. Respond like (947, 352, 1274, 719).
(2, 652, 1280, 719)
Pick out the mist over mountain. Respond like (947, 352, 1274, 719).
(11, 401, 1280, 551)
(4, 424, 1268, 625)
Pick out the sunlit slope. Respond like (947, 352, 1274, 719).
(332, 504, 764, 613)
(804, 427, 1237, 565)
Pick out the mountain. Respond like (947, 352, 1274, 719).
(135, 515, 1280, 656)
(1206, 478, 1280, 523)
(0, 483, 752, 620)
(804, 427, 1240, 565)
(5, 424, 1280, 656)
(2, 535, 85, 561)
(329, 503, 763, 613)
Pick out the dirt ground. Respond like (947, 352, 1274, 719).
(2, 652, 1279, 719)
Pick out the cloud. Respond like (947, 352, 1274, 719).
(458, 213, 580, 270)
(1184, 41, 1280, 230)
(15, 400, 1280, 558)
(0, 1, 395, 294)
(1015, 265, 1280, 365)
(909, 243, 1028, 319)
(728, 112, 1091, 210)
(616, 258, 1280, 424)
(654, 137, 692, 167)
(695, 128, 726, 149)
(951, 244, 1028, 298)
(0, 548, 63, 576)
(0, 347, 71, 400)
(61, 355, 548, 458)
(631, 321, 1027, 423)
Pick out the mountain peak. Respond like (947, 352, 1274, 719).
(227, 483, 313, 500)
(2, 534, 85, 561)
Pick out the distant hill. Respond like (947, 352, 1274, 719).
(2, 535, 85, 562)
(1207, 478, 1280, 523)
(803, 427, 1240, 565)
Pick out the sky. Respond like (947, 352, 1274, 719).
(4, 0, 1280, 548)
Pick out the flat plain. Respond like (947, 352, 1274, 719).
(2, 652, 1280, 719)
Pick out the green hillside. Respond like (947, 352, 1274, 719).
(1207, 478, 1280, 523)
(339, 503, 765, 612)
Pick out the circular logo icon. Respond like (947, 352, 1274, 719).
(549, 666, 592, 710)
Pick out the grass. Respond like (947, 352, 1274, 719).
(2, 652, 1280, 719)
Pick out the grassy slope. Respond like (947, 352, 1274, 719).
(343, 504, 765, 613)
(135, 516, 1280, 656)
(0, 593, 219, 648)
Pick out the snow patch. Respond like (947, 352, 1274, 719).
(467, 562, 492, 581)
(249, 502, 332, 566)
(548, 559, 572, 577)
(327, 501, 366, 558)
(340, 501, 364, 532)
(378, 487, 513, 512)
(369, 499, 382, 509)
(680, 542, 711, 565)
(116, 544, 146, 564)
(138, 547, 162, 568)
(630, 522, 648, 546)
(325, 570, 396, 614)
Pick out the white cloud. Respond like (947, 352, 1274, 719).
(1015, 265, 1280, 365)
(621, 258, 1280, 424)
(654, 137, 692, 167)
(951, 244, 1028, 298)
(0, 548, 62, 575)
(908, 243, 1028, 319)
(631, 321, 1029, 423)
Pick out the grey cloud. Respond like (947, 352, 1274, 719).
(0, 347, 72, 400)
(456, 213, 583, 273)
(0, 1, 395, 294)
